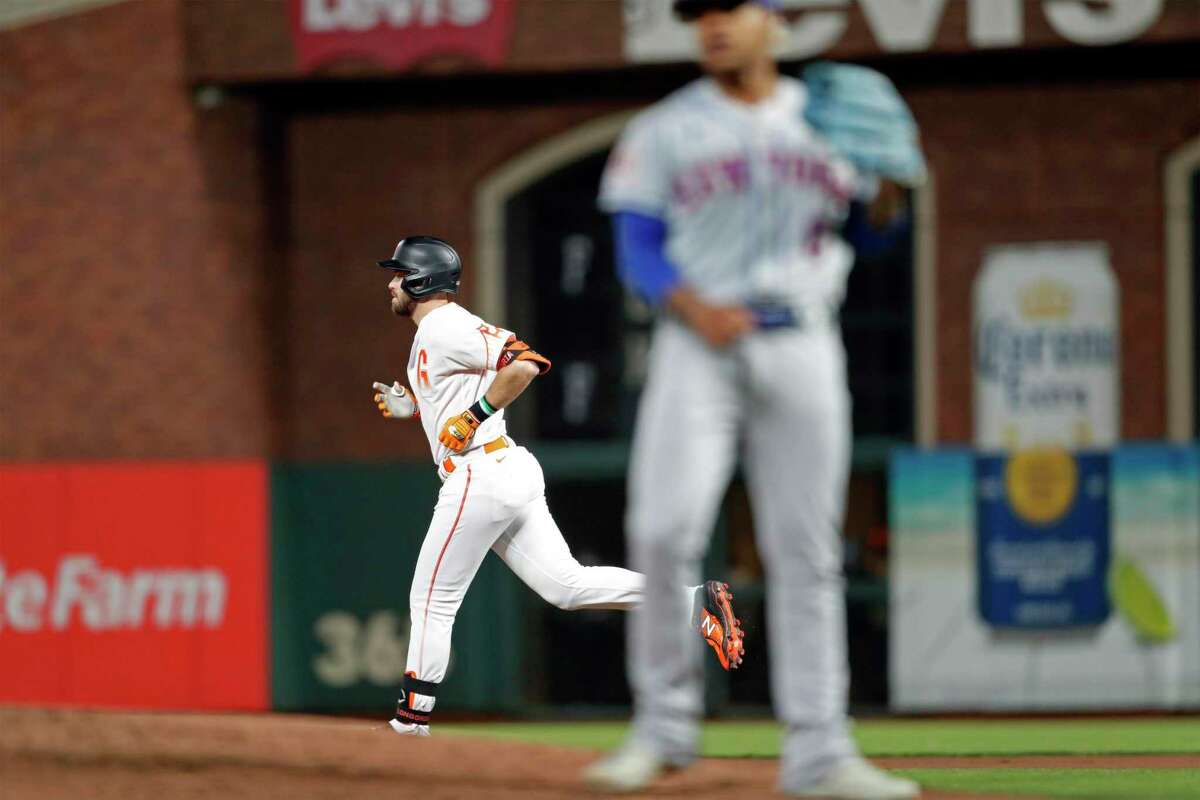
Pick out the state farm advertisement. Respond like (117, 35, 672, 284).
(289, 0, 517, 73)
(0, 463, 268, 710)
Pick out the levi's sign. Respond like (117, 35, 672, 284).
(625, 0, 1166, 62)
(290, 0, 517, 72)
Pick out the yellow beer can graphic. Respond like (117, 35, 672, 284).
(1004, 447, 1078, 525)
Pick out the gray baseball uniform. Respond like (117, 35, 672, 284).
(599, 75, 862, 788)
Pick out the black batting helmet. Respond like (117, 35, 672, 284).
(673, 0, 779, 20)
(377, 236, 462, 299)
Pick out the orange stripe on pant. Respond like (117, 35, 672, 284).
(416, 464, 473, 677)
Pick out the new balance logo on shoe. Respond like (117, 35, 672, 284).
(697, 581, 745, 671)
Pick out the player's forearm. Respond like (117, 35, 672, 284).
(867, 178, 907, 228)
(844, 181, 912, 259)
(482, 361, 540, 410)
(665, 284, 756, 348)
(440, 360, 539, 453)
(664, 284, 707, 322)
(613, 211, 681, 305)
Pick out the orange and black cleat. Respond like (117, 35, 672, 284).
(693, 580, 745, 670)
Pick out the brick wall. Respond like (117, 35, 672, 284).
(181, 0, 1200, 83)
(1, 0, 273, 459)
(911, 79, 1200, 442)
(4, 1, 1196, 461)
(281, 99, 632, 460)
(280, 76, 1198, 455)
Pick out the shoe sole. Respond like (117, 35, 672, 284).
(387, 719, 430, 737)
(583, 758, 685, 793)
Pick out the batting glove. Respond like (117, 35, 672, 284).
(438, 409, 482, 453)
(373, 381, 419, 419)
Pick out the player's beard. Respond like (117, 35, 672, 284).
(391, 292, 415, 317)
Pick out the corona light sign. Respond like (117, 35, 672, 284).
(971, 243, 1119, 630)
(973, 242, 1119, 450)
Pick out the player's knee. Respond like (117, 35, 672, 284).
(408, 599, 428, 626)
(409, 587, 454, 620)
(764, 546, 842, 585)
(628, 508, 706, 556)
(630, 524, 699, 566)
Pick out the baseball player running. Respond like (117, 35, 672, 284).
(372, 236, 745, 737)
(584, 1, 924, 798)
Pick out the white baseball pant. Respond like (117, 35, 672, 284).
(405, 445, 645, 686)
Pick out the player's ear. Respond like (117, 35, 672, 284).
(770, 14, 787, 55)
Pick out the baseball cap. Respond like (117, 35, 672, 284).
(673, 0, 781, 21)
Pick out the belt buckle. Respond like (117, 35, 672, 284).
(749, 301, 798, 330)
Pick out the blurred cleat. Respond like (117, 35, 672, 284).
(789, 758, 919, 799)
(693, 580, 745, 670)
(388, 719, 431, 737)
(583, 744, 671, 793)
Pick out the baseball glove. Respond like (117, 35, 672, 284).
(802, 62, 927, 187)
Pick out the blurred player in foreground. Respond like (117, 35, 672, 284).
(584, 0, 924, 797)
(371, 236, 745, 737)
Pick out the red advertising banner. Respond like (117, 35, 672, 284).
(289, 0, 517, 73)
(0, 463, 268, 710)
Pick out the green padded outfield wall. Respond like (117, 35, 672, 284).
(271, 463, 522, 712)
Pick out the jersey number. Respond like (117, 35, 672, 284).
(417, 349, 430, 388)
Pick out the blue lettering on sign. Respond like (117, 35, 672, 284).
(974, 321, 1115, 411)
(976, 452, 1111, 629)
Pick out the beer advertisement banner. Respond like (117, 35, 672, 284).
(973, 242, 1119, 450)
(972, 243, 1119, 631)
(0, 463, 269, 710)
(890, 444, 1200, 710)
(975, 450, 1112, 628)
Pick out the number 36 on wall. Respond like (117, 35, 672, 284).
(312, 610, 415, 688)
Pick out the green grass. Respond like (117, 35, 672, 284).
(855, 719, 1200, 756)
(440, 719, 1200, 798)
(898, 768, 1200, 800)
(442, 718, 1200, 757)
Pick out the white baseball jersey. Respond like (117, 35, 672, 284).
(407, 303, 516, 466)
(599, 76, 861, 312)
(393, 302, 656, 709)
